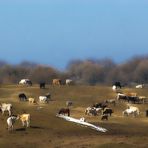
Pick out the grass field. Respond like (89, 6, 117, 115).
(0, 84, 148, 148)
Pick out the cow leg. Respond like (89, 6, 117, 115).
(22, 121, 25, 127)
(27, 121, 30, 127)
(9, 111, 11, 116)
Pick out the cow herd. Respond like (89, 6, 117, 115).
(1, 80, 148, 132)
(19, 78, 74, 87)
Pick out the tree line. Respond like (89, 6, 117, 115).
(0, 56, 148, 85)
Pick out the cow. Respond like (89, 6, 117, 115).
(127, 105, 140, 115)
(123, 105, 140, 117)
(18, 114, 30, 127)
(39, 93, 51, 103)
(66, 79, 74, 85)
(138, 96, 147, 104)
(113, 82, 122, 89)
(85, 107, 102, 116)
(7, 115, 19, 131)
(92, 102, 107, 110)
(40, 82, 46, 89)
(105, 99, 116, 106)
(85, 107, 97, 116)
(101, 114, 108, 120)
(19, 79, 32, 86)
(58, 108, 70, 116)
(102, 108, 113, 116)
(66, 101, 73, 107)
(28, 98, 36, 104)
(52, 79, 61, 86)
(117, 93, 127, 101)
(123, 108, 139, 117)
(0, 103, 12, 116)
(19, 93, 27, 101)
(136, 84, 144, 89)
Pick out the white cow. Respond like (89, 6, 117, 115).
(28, 98, 36, 104)
(136, 84, 143, 89)
(123, 106, 140, 117)
(7, 116, 18, 131)
(112, 85, 117, 91)
(39, 96, 49, 103)
(85, 107, 102, 116)
(19, 79, 32, 86)
(18, 114, 30, 127)
(0, 103, 12, 116)
(66, 79, 73, 85)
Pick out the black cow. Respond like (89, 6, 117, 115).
(103, 108, 113, 116)
(113, 82, 121, 89)
(101, 114, 108, 120)
(40, 82, 46, 89)
(93, 102, 107, 110)
(19, 93, 27, 101)
(127, 96, 139, 104)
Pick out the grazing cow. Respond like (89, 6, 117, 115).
(52, 79, 61, 86)
(66, 101, 73, 107)
(39, 93, 51, 103)
(18, 114, 30, 127)
(19, 93, 27, 101)
(85, 107, 97, 116)
(136, 84, 143, 89)
(117, 93, 127, 101)
(117, 92, 138, 103)
(101, 114, 108, 120)
(123, 108, 139, 117)
(0, 103, 12, 116)
(138, 96, 147, 104)
(85, 107, 102, 116)
(105, 99, 116, 106)
(127, 96, 139, 104)
(7, 115, 18, 131)
(28, 98, 36, 104)
(102, 108, 113, 116)
(127, 105, 140, 114)
(66, 79, 74, 85)
(58, 108, 70, 116)
(19, 79, 32, 86)
(93, 102, 107, 110)
(40, 82, 46, 89)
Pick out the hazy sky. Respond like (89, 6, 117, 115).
(0, 0, 148, 69)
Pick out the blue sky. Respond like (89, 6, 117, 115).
(0, 0, 148, 69)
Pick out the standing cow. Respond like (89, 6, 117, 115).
(40, 82, 46, 89)
(19, 93, 27, 101)
(52, 79, 61, 86)
(66, 79, 74, 85)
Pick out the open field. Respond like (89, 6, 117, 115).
(0, 84, 148, 148)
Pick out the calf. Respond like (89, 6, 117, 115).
(39, 93, 51, 103)
(28, 98, 36, 104)
(18, 114, 30, 127)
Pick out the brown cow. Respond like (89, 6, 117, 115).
(52, 79, 61, 86)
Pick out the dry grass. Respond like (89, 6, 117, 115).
(0, 84, 148, 148)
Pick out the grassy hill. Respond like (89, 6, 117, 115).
(0, 84, 148, 148)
